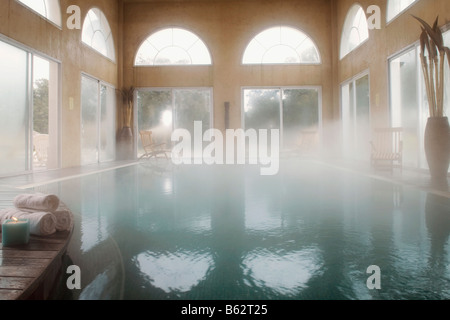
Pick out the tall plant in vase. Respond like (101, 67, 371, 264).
(117, 86, 135, 128)
(116, 86, 135, 160)
(413, 15, 450, 181)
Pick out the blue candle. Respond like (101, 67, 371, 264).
(2, 218, 30, 247)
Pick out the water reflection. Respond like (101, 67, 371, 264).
(242, 248, 322, 296)
(425, 192, 450, 297)
(39, 159, 450, 300)
(134, 250, 213, 294)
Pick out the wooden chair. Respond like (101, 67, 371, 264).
(370, 127, 403, 170)
(139, 130, 169, 160)
(33, 134, 49, 167)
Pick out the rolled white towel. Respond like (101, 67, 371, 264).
(13, 193, 60, 212)
(0, 208, 57, 236)
(54, 202, 74, 232)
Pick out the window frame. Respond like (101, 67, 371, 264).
(242, 26, 322, 66)
(134, 28, 213, 67)
(387, 24, 450, 170)
(134, 87, 215, 159)
(81, 8, 116, 63)
(80, 72, 117, 165)
(339, 70, 371, 161)
(386, 0, 420, 24)
(340, 4, 370, 60)
(0, 34, 62, 176)
(241, 85, 323, 149)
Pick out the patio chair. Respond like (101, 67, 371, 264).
(139, 130, 169, 160)
(33, 134, 49, 167)
(370, 127, 403, 171)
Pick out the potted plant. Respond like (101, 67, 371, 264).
(413, 16, 450, 181)
(116, 86, 135, 160)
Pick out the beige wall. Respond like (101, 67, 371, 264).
(336, 0, 450, 128)
(122, 0, 335, 132)
(0, 0, 119, 168)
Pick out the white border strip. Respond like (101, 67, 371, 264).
(17, 162, 139, 190)
(314, 160, 450, 199)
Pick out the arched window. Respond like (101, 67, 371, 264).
(242, 26, 321, 65)
(17, 0, 62, 27)
(387, 0, 419, 23)
(340, 4, 369, 59)
(82, 8, 116, 62)
(135, 28, 212, 66)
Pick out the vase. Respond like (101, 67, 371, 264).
(117, 126, 134, 160)
(424, 117, 450, 181)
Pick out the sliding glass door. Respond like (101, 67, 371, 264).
(81, 75, 116, 165)
(341, 73, 370, 161)
(136, 88, 212, 158)
(100, 85, 117, 162)
(243, 87, 321, 151)
(81, 76, 99, 165)
(0, 40, 29, 175)
(33, 55, 60, 170)
(389, 47, 422, 168)
(388, 29, 450, 171)
(0, 39, 60, 176)
(283, 89, 321, 149)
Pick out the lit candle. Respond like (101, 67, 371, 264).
(2, 217, 30, 247)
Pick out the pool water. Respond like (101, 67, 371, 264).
(38, 158, 450, 300)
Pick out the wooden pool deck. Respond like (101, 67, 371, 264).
(0, 161, 135, 300)
(0, 229, 72, 300)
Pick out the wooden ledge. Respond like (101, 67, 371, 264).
(0, 228, 73, 300)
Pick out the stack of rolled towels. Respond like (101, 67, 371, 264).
(0, 193, 74, 236)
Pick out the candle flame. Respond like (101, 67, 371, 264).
(12, 217, 18, 223)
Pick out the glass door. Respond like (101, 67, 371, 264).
(389, 47, 421, 169)
(100, 84, 116, 162)
(0, 40, 29, 175)
(32, 55, 60, 170)
(341, 73, 370, 162)
(282, 88, 320, 150)
(244, 89, 281, 132)
(243, 87, 321, 151)
(388, 29, 450, 171)
(0, 40, 60, 176)
(81, 75, 116, 165)
(136, 88, 212, 159)
(81, 76, 99, 165)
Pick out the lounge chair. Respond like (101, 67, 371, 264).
(139, 130, 169, 160)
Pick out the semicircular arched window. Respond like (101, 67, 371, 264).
(82, 8, 116, 62)
(135, 28, 212, 66)
(242, 26, 321, 65)
(340, 4, 369, 59)
(386, 0, 418, 23)
(17, 0, 62, 27)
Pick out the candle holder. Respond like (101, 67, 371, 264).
(2, 218, 30, 247)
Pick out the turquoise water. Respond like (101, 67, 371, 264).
(39, 159, 450, 300)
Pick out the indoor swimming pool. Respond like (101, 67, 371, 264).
(28, 158, 450, 300)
